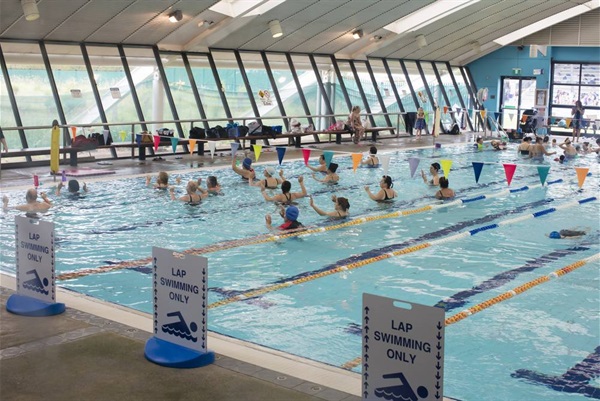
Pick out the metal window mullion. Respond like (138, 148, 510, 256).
(431, 62, 457, 125)
(208, 51, 233, 122)
(286, 53, 317, 142)
(366, 60, 392, 128)
(461, 66, 481, 130)
(81, 43, 117, 158)
(309, 54, 334, 127)
(349, 61, 375, 128)
(445, 62, 474, 131)
(117, 45, 147, 132)
(182, 53, 210, 131)
(400, 60, 428, 134)
(382, 58, 405, 113)
(0, 43, 30, 155)
(39, 41, 70, 146)
(261, 52, 288, 131)
(416, 61, 435, 107)
(235, 50, 268, 146)
(331, 56, 352, 111)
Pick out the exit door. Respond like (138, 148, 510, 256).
(500, 77, 536, 130)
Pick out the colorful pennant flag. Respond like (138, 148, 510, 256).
(408, 157, 420, 178)
(189, 139, 197, 155)
(276, 147, 286, 165)
(351, 153, 362, 172)
(480, 110, 486, 119)
(472, 162, 484, 183)
(503, 163, 517, 186)
(566, 118, 571, 127)
(153, 135, 160, 151)
(302, 148, 311, 165)
(380, 155, 391, 176)
(208, 141, 216, 159)
(323, 151, 334, 168)
(253, 144, 262, 162)
(575, 167, 589, 188)
(170, 137, 179, 153)
(230, 142, 240, 158)
(136, 134, 141, 146)
(443, 106, 448, 114)
(119, 130, 127, 142)
(70, 126, 77, 139)
(440, 159, 452, 178)
(537, 166, 550, 186)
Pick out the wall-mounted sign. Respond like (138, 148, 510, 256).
(70, 89, 82, 98)
(512, 68, 521, 76)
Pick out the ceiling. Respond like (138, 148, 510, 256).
(0, 0, 598, 65)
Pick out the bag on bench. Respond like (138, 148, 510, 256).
(73, 134, 99, 150)
(189, 127, 205, 139)
(156, 128, 174, 145)
(88, 131, 113, 146)
(248, 121, 262, 135)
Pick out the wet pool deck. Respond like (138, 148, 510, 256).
(0, 134, 475, 401)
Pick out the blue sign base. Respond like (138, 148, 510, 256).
(6, 294, 65, 317)
(144, 336, 215, 368)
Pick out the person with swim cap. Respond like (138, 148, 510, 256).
(232, 156, 255, 180)
(265, 205, 304, 231)
(549, 229, 587, 239)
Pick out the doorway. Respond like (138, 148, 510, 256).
(500, 77, 537, 130)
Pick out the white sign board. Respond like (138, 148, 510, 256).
(15, 216, 55, 303)
(153, 247, 208, 352)
(362, 293, 445, 401)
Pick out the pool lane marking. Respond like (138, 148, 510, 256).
(208, 196, 596, 310)
(56, 179, 563, 281)
(341, 252, 600, 370)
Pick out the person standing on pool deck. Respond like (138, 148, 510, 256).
(365, 175, 397, 202)
(265, 205, 304, 231)
(261, 176, 307, 204)
(421, 162, 441, 186)
(232, 156, 255, 180)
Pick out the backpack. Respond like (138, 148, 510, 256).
(450, 124, 460, 135)
(189, 127, 205, 139)
(72, 135, 98, 150)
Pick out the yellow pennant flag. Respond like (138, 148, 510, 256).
(253, 144, 262, 162)
(575, 167, 589, 188)
(351, 153, 362, 172)
(440, 159, 453, 178)
(566, 118, 571, 127)
(480, 110, 486, 119)
(189, 139, 197, 155)
(119, 130, 127, 142)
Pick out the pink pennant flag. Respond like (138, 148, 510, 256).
(302, 148, 311, 165)
(230, 142, 240, 159)
(170, 137, 179, 153)
(153, 135, 160, 151)
(408, 157, 420, 178)
(575, 167, 589, 188)
(537, 166, 550, 186)
(472, 162, 484, 183)
(351, 153, 362, 172)
(253, 144, 262, 162)
(189, 139, 197, 155)
(503, 163, 517, 186)
(440, 159, 452, 178)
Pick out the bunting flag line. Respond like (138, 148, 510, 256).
(440, 159, 452, 178)
(208, 141, 216, 159)
(276, 147, 286, 165)
(472, 162, 484, 183)
(230, 142, 240, 158)
(136, 134, 142, 146)
(503, 163, 517, 186)
(494, 112, 500, 121)
(380, 155, 391, 176)
(253, 144, 262, 162)
(302, 148, 311, 165)
(153, 135, 160, 151)
(575, 167, 589, 188)
(351, 153, 362, 172)
(119, 130, 127, 142)
(408, 157, 420, 178)
(189, 139, 197, 155)
(170, 137, 179, 153)
(537, 166, 550, 186)
(323, 151, 334, 168)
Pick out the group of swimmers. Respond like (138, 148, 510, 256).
(2, 179, 87, 213)
(517, 135, 600, 163)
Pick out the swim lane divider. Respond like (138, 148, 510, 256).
(56, 179, 564, 281)
(340, 252, 600, 370)
(207, 196, 596, 310)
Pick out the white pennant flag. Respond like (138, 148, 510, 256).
(380, 155, 391, 176)
(208, 142, 217, 159)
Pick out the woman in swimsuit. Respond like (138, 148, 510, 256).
(517, 137, 532, 156)
(309, 195, 350, 218)
(312, 163, 339, 184)
(261, 176, 307, 204)
(307, 154, 327, 173)
(421, 162, 441, 186)
(361, 146, 380, 167)
(365, 175, 397, 202)
(265, 205, 304, 231)
(169, 180, 207, 204)
(435, 177, 455, 200)
(232, 157, 255, 180)
(529, 136, 556, 161)
(250, 166, 285, 189)
(147, 171, 178, 189)
(559, 139, 577, 158)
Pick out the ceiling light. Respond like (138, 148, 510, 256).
(471, 41, 480, 53)
(371, 35, 383, 41)
(416, 34, 427, 48)
(269, 20, 283, 38)
(352, 29, 363, 40)
(168, 10, 183, 23)
(21, 0, 39, 21)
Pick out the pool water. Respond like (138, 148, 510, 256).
(1, 143, 599, 401)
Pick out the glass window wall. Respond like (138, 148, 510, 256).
(187, 54, 227, 127)
(212, 50, 254, 124)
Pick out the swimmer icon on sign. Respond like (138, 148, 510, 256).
(374, 372, 428, 401)
(23, 269, 49, 295)
(161, 311, 198, 343)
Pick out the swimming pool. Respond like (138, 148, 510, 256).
(1, 143, 599, 400)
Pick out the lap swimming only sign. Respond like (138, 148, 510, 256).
(362, 293, 445, 401)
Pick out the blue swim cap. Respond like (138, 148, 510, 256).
(549, 231, 561, 239)
(285, 205, 299, 221)
(242, 158, 252, 169)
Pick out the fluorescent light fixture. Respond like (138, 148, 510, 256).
(211, 0, 285, 18)
(269, 20, 283, 38)
(493, 0, 600, 46)
(246, 0, 287, 17)
(385, 0, 480, 35)
(168, 10, 183, 23)
(416, 34, 427, 48)
(21, 0, 39, 21)
(352, 29, 363, 40)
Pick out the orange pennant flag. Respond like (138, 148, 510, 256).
(566, 118, 571, 127)
(351, 153, 362, 172)
(480, 110, 486, 119)
(189, 139, 197, 155)
(443, 106, 448, 114)
(70, 126, 77, 139)
(575, 167, 589, 188)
